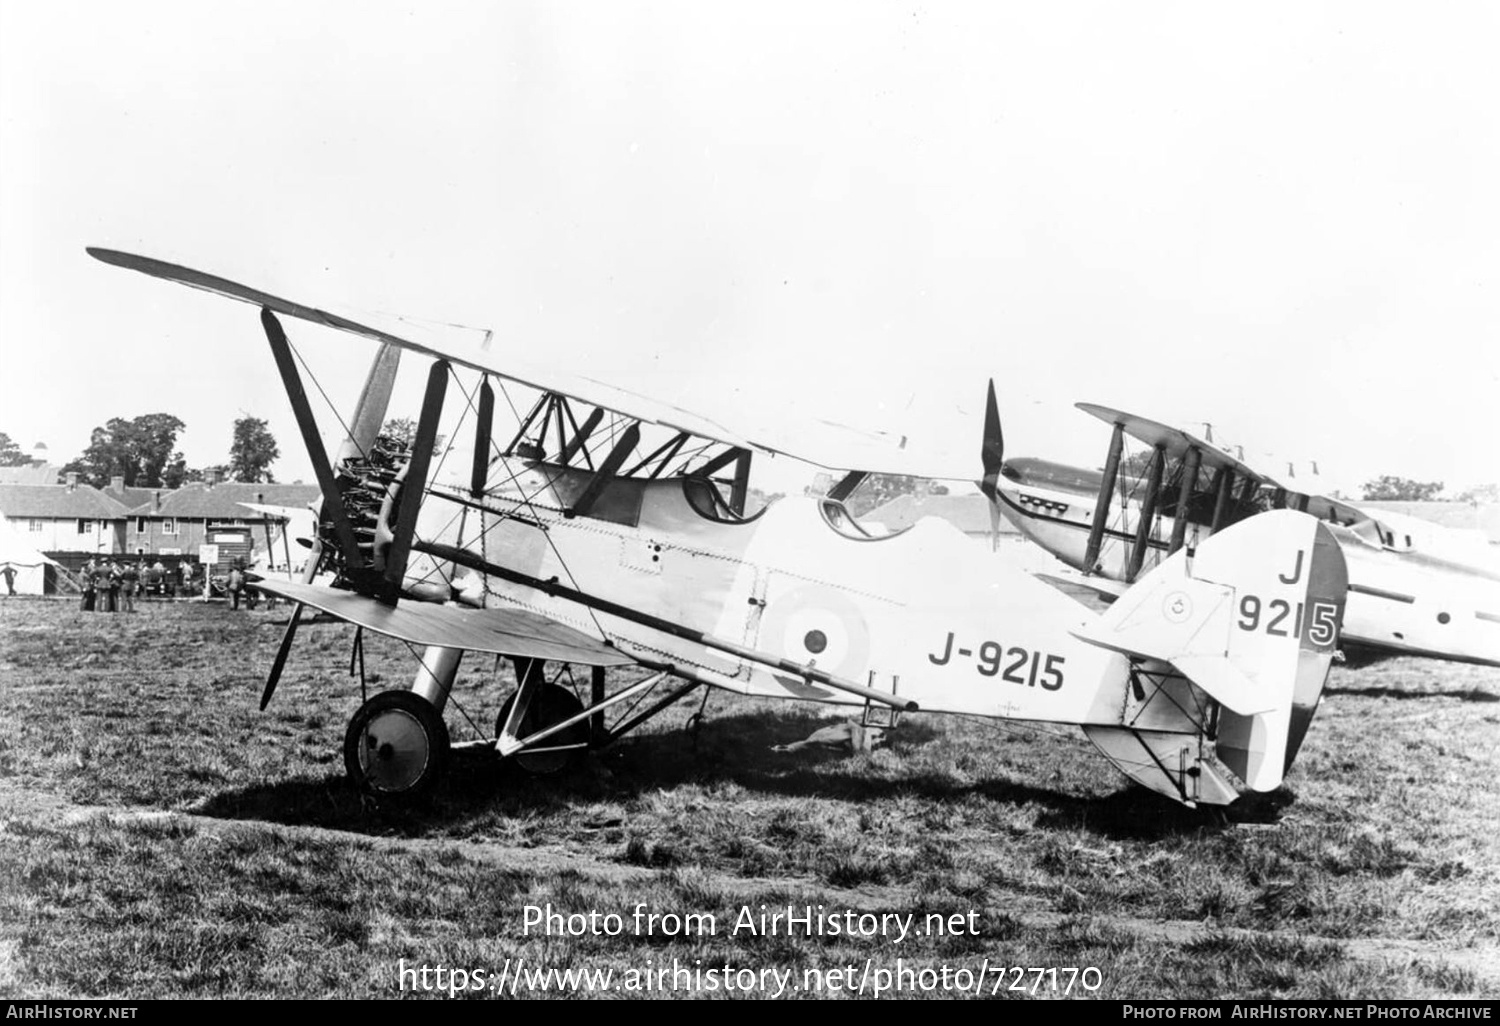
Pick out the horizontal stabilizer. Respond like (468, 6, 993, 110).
(1034, 569, 1128, 602)
(251, 578, 632, 666)
(1071, 572, 1272, 712)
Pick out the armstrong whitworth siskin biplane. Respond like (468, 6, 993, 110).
(91, 247, 1349, 809)
(988, 403, 1500, 668)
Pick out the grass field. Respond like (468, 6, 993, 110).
(1, 596, 1496, 999)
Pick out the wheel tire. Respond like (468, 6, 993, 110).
(496, 683, 588, 775)
(344, 690, 450, 798)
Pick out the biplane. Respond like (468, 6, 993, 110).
(989, 403, 1500, 667)
(90, 247, 1349, 808)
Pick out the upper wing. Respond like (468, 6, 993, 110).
(1075, 403, 1267, 481)
(1076, 402, 1387, 537)
(253, 577, 633, 666)
(88, 247, 969, 479)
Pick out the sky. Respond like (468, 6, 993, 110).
(3, 1, 1499, 501)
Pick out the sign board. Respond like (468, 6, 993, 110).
(198, 544, 219, 566)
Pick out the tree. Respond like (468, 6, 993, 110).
(229, 416, 280, 483)
(379, 416, 444, 453)
(0, 431, 34, 467)
(1361, 476, 1445, 501)
(1119, 450, 1157, 478)
(162, 455, 191, 489)
(381, 417, 416, 448)
(61, 413, 185, 488)
(1454, 483, 1499, 505)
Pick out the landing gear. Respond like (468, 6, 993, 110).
(344, 690, 450, 797)
(496, 681, 588, 775)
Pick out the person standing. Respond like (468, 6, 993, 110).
(80, 560, 97, 611)
(104, 560, 122, 613)
(120, 560, 141, 613)
(1, 563, 15, 596)
(226, 560, 245, 611)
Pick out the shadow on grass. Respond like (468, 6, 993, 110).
(1337, 644, 1403, 670)
(1325, 684, 1498, 702)
(192, 706, 1243, 842)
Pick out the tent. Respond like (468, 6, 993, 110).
(0, 518, 61, 595)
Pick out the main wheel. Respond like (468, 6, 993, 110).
(344, 690, 450, 797)
(496, 683, 588, 775)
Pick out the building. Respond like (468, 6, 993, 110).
(127, 480, 320, 560)
(0, 477, 132, 555)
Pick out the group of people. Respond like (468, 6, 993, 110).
(79, 558, 199, 612)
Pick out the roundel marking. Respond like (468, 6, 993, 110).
(758, 583, 872, 680)
(1162, 591, 1193, 624)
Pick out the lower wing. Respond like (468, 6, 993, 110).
(252, 577, 633, 666)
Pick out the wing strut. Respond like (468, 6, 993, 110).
(558, 407, 604, 467)
(728, 449, 753, 516)
(470, 377, 494, 498)
(1167, 445, 1202, 554)
(826, 471, 867, 503)
(569, 423, 642, 518)
(1126, 444, 1166, 583)
(1084, 422, 1125, 572)
(381, 359, 449, 599)
(262, 309, 365, 573)
(1209, 467, 1235, 531)
(260, 603, 305, 710)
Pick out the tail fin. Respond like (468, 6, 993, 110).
(1075, 510, 1347, 803)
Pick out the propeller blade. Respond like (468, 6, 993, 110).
(980, 379, 1004, 500)
(260, 602, 306, 710)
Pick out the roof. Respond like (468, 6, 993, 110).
(138, 482, 320, 519)
(0, 463, 61, 485)
(863, 492, 1011, 535)
(102, 482, 157, 509)
(0, 484, 133, 519)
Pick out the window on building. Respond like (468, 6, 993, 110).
(136, 517, 147, 533)
(77, 518, 91, 535)
(28, 519, 43, 532)
(162, 518, 177, 536)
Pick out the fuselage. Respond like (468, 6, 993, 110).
(411, 461, 1140, 724)
(994, 457, 1500, 667)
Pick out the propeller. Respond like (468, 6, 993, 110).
(260, 602, 305, 710)
(979, 380, 1005, 550)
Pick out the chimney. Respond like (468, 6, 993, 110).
(153, 490, 162, 512)
(205, 469, 218, 488)
(66, 472, 78, 491)
(110, 475, 124, 492)
(256, 491, 264, 504)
